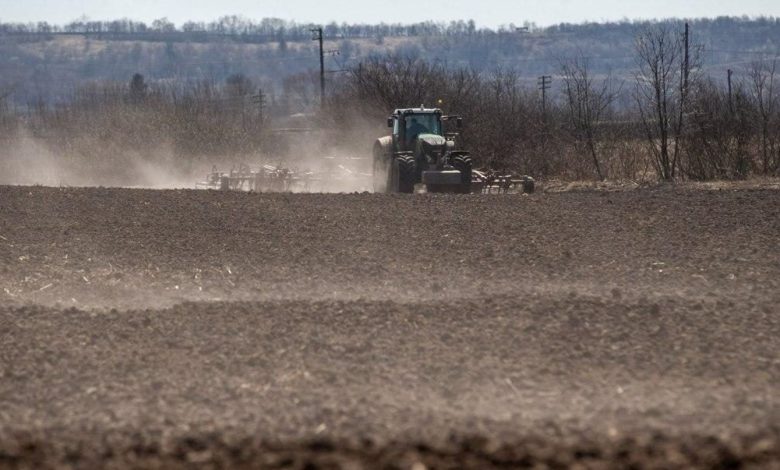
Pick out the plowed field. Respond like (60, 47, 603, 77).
(1, 185, 779, 468)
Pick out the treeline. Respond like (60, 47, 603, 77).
(2, 17, 495, 43)
(3, 15, 778, 43)
(2, 16, 780, 106)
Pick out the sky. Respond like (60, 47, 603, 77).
(1, 0, 778, 28)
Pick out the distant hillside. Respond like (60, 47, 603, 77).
(1, 16, 778, 108)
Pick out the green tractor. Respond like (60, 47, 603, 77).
(373, 107, 472, 193)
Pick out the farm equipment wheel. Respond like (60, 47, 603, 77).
(392, 156, 416, 194)
(451, 154, 473, 194)
(522, 176, 535, 194)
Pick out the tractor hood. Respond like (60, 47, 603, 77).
(417, 133, 447, 154)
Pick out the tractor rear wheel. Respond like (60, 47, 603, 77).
(451, 154, 472, 194)
(392, 156, 416, 193)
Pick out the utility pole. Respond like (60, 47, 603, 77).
(311, 27, 325, 108)
(252, 88, 266, 123)
(683, 22, 690, 94)
(727, 69, 734, 114)
(538, 75, 552, 115)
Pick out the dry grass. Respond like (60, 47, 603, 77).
(540, 176, 780, 192)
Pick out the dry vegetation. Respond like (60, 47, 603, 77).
(2, 26, 778, 187)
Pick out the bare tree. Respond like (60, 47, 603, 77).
(128, 73, 148, 103)
(686, 78, 753, 179)
(561, 57, 619, 180)
(634, 24, 698, 181)
(0, 86, 15, 135)
(747, 57, 779, 175)
(349, 56, 446, 110)
(225, 73, 254, 97)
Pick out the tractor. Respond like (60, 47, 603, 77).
(373, 107, 472, 193)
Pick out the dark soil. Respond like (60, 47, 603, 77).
(1, 185, 779, 468)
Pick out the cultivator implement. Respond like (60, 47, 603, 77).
(196, 161, 371, 193)
(198, 164, 533, 194)
(471, 170, 535, 194)
(196, 164, 303, 192)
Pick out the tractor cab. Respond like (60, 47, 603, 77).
(387, 107, 461, 153)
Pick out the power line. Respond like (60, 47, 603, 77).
(727, 69, 734, 114)
(538, 75, 551, 115)
(708, 49, 780, 55)
(683, 22, 690, 93)
(311, 27, 325, 108)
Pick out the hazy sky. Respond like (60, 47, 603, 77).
(1, 0, 778, 27)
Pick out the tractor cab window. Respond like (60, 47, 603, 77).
(404, 114, 441, 143)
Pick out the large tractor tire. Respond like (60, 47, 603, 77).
(392, 155, 416, 193)
(522, 176, 535, 194)
(450, 154, 473, 194)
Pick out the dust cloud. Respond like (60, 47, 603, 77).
(0, 123, 379, 192)
(0, 133, 202, 189)
(222, 112, 382, 193)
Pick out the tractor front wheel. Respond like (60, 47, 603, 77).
(392, 156, 416, 193)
